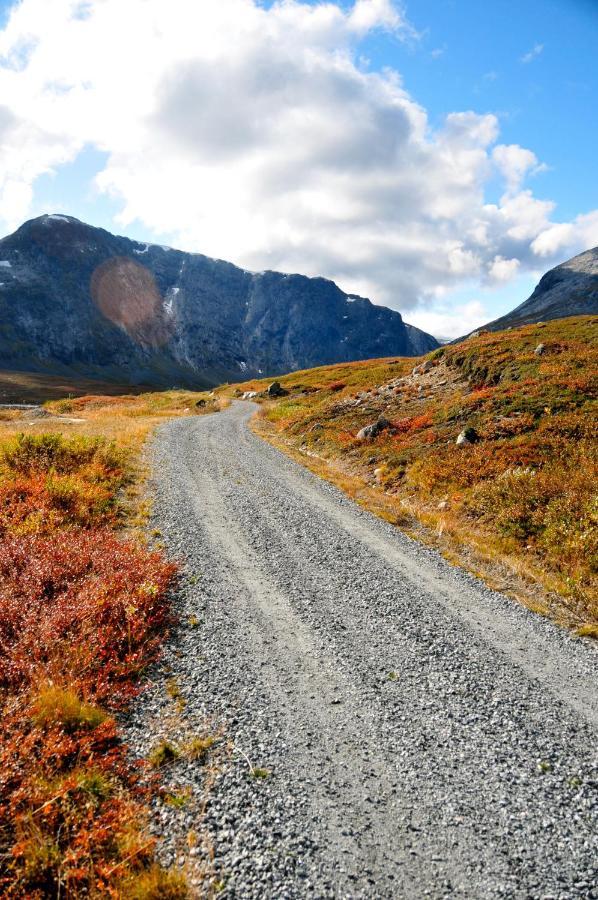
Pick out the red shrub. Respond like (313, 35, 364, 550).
(0, 531, 176, 704)
(392, 413, 433, 434)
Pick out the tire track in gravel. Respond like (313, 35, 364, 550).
(146, 402, 598, 899)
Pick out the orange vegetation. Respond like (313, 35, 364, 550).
(0, 391, 212, 897)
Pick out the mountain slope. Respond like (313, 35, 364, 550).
(0, 214, 438, 387)
(481, 246, 598, 332)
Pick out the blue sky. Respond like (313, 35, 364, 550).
(356, 0, 598, 217)
(0, 0, 596, 338)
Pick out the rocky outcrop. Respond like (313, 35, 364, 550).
(0, 215, 439, 388)
(477, 246, 598, 334)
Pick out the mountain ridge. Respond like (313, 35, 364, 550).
(478, 245, 598, 334)
(0, 214, 438, 388)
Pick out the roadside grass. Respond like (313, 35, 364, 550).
(0, 388, 219, 897)
(223, 316, 597, 630)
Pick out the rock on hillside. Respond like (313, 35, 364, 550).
(0, 215, 438, 388)
(480, 246, 598, 333)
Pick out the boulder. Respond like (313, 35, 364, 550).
(534, 343, 546, 356)
(412, 359, 433, 375)
(241, 390, 259, 400)
(456, 427, 478, 446)
(267, 381, 287, 397)
(195, 398, 207, 407)
(357, 416, 391, 441)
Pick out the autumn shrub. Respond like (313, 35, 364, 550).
(465, 453, 598, 577)
(0, 433, 129, 536)
(1, 432, 125, 478)
(407, 436, 553, 492)
(50, 394, 137, 414)
(0, 530, 175, 698)
(1, 697, 156, 897)
(0, 530, 176, 896)
(392, 413, 433, 434)
(0, 473, 118, 535)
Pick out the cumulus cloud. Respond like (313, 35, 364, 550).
(492, 144, 544, 194)
(488, 255, 520, 282)
(0, 0, 596, 323)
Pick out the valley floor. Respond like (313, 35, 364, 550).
(140, 401, 597, 898)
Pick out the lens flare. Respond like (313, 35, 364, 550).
(90, 257, 172, 346)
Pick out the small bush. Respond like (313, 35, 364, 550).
(148, 740, 180, 768)
(31, 686, 108, 731)
(0, 473, 118, 535)
(184, 735, 216, 762)
(1, 432, 125, 478)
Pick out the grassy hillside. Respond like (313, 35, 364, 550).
(0, 389, 221, 897)
(225, 316, 597, 632)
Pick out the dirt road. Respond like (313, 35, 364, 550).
(142, 401, 597, 898)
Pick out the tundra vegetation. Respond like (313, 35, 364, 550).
(227, 316, 597, 632)
(0, 389, 216, 898)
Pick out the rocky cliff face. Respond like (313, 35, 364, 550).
(481, 246, 598, 333)
(0, 215, 438, 388)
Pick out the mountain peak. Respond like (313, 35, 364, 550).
(477, 246, 598, 334)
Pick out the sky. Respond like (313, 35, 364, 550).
(0, 0, 596, 339)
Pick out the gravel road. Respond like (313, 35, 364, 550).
(135, 401, 597, 898)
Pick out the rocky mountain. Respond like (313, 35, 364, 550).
(480, 246, 598, 333)
(0, 215, 438, 388)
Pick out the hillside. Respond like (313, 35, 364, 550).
(0, 214, 437, 388)
(479, 246, 598, 333)
(227, 316, 598, 630)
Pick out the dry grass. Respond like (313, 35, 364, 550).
(118, 863, 189, 899)
(226, 316, 598, 631)
(30, 686, 109, 731)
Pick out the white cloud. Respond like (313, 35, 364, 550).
(0, 0, 595, 328)
(488, 255, 520, 282)
(408, 300, 488, 342)
(492, 144, 544, 194)
(531, 210, 598, 257)
(521, 43, 544, 64)
(348, 0, 407, 34)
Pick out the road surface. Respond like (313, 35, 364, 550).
(138, 401, 597, 898)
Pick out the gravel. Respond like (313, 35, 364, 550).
(126, 401, 598, 899)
